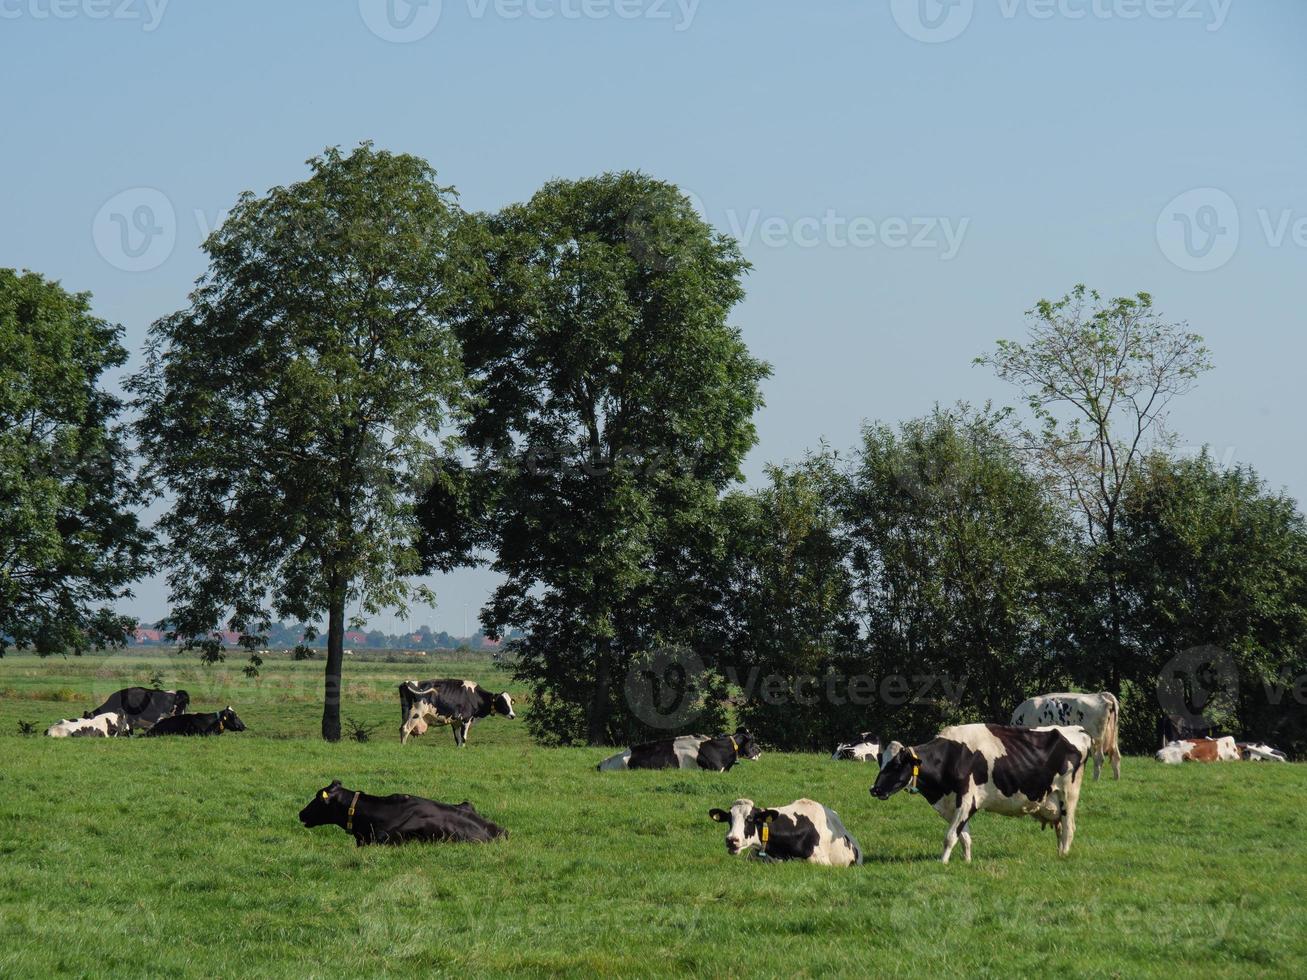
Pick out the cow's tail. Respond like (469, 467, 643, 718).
(1099, 690, 1120, 764)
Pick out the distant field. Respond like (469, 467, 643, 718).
(2, 652, 1305, 978)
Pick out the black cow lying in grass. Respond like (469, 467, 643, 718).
(145, 707, 246, 737)
(298, 781, 508, 847)
(597, 729, 762, 771)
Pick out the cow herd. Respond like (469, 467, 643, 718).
(43, 686, 246, 739)
(41, 678, 1292, 863)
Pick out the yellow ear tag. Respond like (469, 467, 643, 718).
(321, 791, 328, 800)
(761, 817, 772, 846)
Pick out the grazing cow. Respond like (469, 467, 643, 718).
(298, 780, 508, 847)
(708, 798, 862, 866)
(85, 687, 189, 731)
(1011, 691, 1121, 780)
(145, 707, 246, 737)
(871, 724, 1091, 863)
(1238, 742, 1289, 762)
(832, 733, 880, 761)
(398, 679, 515, 746)
(46, 711, 129, 738)
(1156, 736, 1240, 764)
(597, 729, 761, 772)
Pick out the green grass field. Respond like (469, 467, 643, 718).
(2, 651, 1304, 978)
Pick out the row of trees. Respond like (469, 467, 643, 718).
(3, 144, 1304, 750)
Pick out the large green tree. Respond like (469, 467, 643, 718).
(0, 269, 150, 654)
(131, 145, 471, 740)
(1115, 452, 1307, 754)
(454, 172, 769, 746)
(842, 406, 1079, 735)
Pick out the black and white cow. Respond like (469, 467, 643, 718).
(597, 729, 761, 772)
(85, 687, 189, 732)
(298, 780, 508, 847)
(708, 798, 862, 866)
(1010, 691, 1120, 780)
(145, 707, 246, 737)
(398, 679, 515, 746)
(832, 732, 880, 761)
(46, 711, 130, 738)
(871, 723, 1092, 863)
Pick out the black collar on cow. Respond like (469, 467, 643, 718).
(346, 792, 361, 832)
(907, 748, 922, 795)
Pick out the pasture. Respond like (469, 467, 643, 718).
(1, 652, 1304, 978)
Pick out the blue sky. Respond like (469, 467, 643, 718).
(3, 0, 1305, 632)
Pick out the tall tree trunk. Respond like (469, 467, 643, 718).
(588, 658, 612, 746)
(322, 568, 346, 742)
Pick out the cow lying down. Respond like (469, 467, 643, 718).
(597, 729, 761, 772)
(872, 723, 1091, 863)
(1238, 742, 1288, 762)
(1155, 736, 1263, 763)
(709, 798, 862, 866)
(299, 780, 508, 847)
(145, 707, 246, 737)
(832, 733, 880, 761)
(46, 711, 129, 738)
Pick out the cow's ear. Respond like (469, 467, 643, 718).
(709, 808, 729, 823)
(329, 779, 342, 790)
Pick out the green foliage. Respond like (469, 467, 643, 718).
(129, 144, 472, 739)
(451, 172, 770, 745)
(1114, 452, 1307, 753)
(0, 269, 150, 656)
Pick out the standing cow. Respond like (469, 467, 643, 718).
(872, 723, 1092, 863)
(1011, 691, 1120, 780)
(84, 687, 189, 732)
(399, 679, 515, 746)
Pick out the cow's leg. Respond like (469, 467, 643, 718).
(940, 800, 969, 864)
(958, 817, 973, 863)
(1057, 768, 1084, 856)
(1110, 744, 1122, 780)
(456, 718, 472, 747)
(1091, 740, 1103, 781)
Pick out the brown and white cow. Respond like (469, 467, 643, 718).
(1011, 691, 1121, 780)
(1156, 736, 1240, 764)
(708, 798, 862, 866)
(872, 723, 1092, 863)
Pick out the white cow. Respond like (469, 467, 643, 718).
(1011, 691, 1121, 780)
(46, 711, 129, 738)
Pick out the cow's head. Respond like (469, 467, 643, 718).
(494, 692, 516, 719)
(708, 799, 780, 856)
(870, 741, 920, 800)
(174, 690, 191, 714)
(299, 780, 343, 827)
(731, 728, 762, 761)
(106, 713, 130, 737)
(219, 707, 247, 732)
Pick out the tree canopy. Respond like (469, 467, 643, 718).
(130, 144, 472, 739)
(0, 269, 150, 655)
